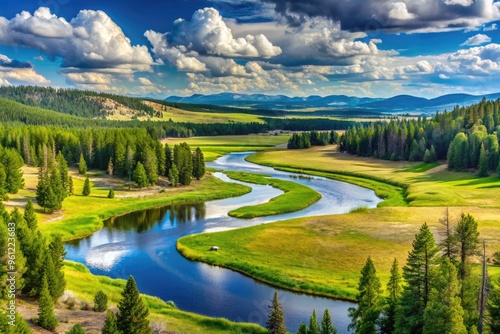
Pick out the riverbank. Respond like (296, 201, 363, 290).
(225, 171, 321, 218)
(178, 147, 500, 301)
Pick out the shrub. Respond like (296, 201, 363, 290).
(93, 290, 108, 312)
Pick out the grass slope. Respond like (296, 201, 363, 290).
(224, 171, 321, 218)
(65, 261, 267, 334)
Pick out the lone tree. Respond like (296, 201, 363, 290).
(78, 153, 87, 175)
(320, 308, 337, 334)
(266, 291, 286, 334)
(93, 290, 108, 312)
(82, 176, 91, 196)
(117, 276, 152, 334)
(38, 275, 58, 330)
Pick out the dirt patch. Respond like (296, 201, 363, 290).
(425, 163, 448, 174)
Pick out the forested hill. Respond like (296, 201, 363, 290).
(0, 85, 158, 118)
(340, 97, 500, 175)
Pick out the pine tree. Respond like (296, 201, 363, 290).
(48, 236, 66, 299)
(164, 144, 173, 177)
(395, 223, 439, 334)
(1, 148, 25, 193)
(23, 230, 47, 296)
(348, 257, 382, 334)
(320, 308, 337, 334)
(117, 276, 151, 334)
(478, 143, 489, 177)
(266, 291, 286, 334)
(422, 258, 467, 334)
(192, 147, 205, 180)
(438, 208, 456, 260)
(0, 165, 6, 199)
(168, 164, 179, 187)
(430, 145, 437, 162)
(67, 324, 86, 334)
(489, 274, 500, 333)
(14, 312, 32, 334)
(82, 176, 91, 196)
(308, 309, 319, 334)
(132, 162, 149, 188)
(24, 200, 37, 231)
(102, 310, 121, 334)
(108, 188, 115, 199)
(56, 151, 70, 192)
(43, 252, 58, 300)
(38, 275, 58, 330)
(423, 149, 432, 163)
(380, 259, 402, 334)
(93, 290, 108, 312)
(297, 322, 308, 334)
(78, 153, 87, 175)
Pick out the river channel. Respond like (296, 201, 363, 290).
(65, 152, 382, 333)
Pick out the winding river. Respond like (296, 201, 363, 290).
(65, 152, 382, 333)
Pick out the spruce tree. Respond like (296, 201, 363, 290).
(108, 188, 115, 199)
(24, 200, 37, 231)
(489, 275, 500, 333)
(395, 223, 439, 334)
(478, 143, 489, 177)
(117, 276, 151, 334)
(1, 148, 25, 193)
(68, 175, 74, 195)
(423, 258, 467, 334)
(43, 252, 58, 300)
(168, 164, 179, 187)
(56, 151, 70, 191)
(320, 308, 337, 334)
(48, 236, 66, 299)
(308, 309, 319, 334)
(164, 144, 173, 177)
(38, 275, 58, 330)
(380, 259, 402, 334)
(267, 291, 286, 334)
(82, 176, 91, 196)
(297, 322, 308, 334)
(14, 312, 32, 334)
(23, 230, 47, 296)
(93, 290, 108, 312)
(78, 153, 87, 175)
(132, 162, 149, 188)
(192, 147, 205, 180)
(348, 256, 382, 334)
(102, 310, 121, 334)
(67, 324, 86, 334)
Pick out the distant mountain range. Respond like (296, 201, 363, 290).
(165, 92, 500, 114)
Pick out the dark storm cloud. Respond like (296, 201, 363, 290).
(0, 56, 32, 68)
(262, 0, 500, 32)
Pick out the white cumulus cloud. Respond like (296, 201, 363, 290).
(460, 33, 492, 46)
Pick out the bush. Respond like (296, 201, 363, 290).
(493, 251, 500, 265)
(107, 188, 115, 199)
(66, 324, 86, 333)
(93, 290, 108, 312)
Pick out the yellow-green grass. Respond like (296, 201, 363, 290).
(163, 134, 290, 161)
(224, 171, 321, 218)
(246, 146, 500, 207)
(7, 167, 251, 241)
(178, 206, 500, 301)
(65, 261, 267, 334)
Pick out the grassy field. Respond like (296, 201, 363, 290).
(164, 134, 290, 161)
(224, 171, 321, 218)
(64, 261, 267, 334)
(178, 145, 500, 300)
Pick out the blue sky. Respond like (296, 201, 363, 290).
(0, 0, 499, 98)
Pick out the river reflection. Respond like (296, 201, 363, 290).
(65, 152, 380, 333)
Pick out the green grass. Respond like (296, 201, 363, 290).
(64, 261, 267, 334)
(224, 171, 321, 218)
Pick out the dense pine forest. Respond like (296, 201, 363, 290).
(340, 98, 500, 175)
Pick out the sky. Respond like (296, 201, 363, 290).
(0, 0, 499, 98)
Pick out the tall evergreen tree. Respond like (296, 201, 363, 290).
(78, 153, 87, 175)
(1, 148, 25, 193)
(489, 274, 500, 333)
(82, 176, 91, 196)
(168, 164, 179, 187)
(478, 143, 489, 177)
(438, 208, 457, 260)
(37, 275, 58, 330)
(102, 310, 121, 334)
(68, 175, 74, 195)
(24, 200, 37, 231)
(164, 144, 173, 177)
(132, 162, 149, 188)
(48, 236, 66, 299)
(22, 230, 47, 296)
(395, 223, 439, 334)
(380, 258, 402, 334)
(320, 309, 337, 334)
(297, 322, 308, 334)
(117, 276, 151, 334)
(56, 151, 70, 192)
(423, 258, 467, 334)
(266, 291, 286, 334)
(308, 309, 319, 334)
(192, 147, 206, 180)
(348, 257, 382, 334)
(0, 165, 6, 199)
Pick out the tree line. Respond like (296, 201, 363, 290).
(288, 131, 340, 149)
(340, 98, 500, 175)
